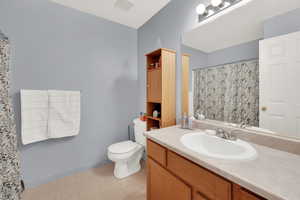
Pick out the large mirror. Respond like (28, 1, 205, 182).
(181, 0, 300, 139)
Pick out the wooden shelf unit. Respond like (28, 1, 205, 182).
(146, 48, 176, 131)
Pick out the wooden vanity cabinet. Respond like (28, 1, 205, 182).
(233, 185, 266, 200)
(147, 139, 266, 200)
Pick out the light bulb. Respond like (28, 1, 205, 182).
(196, 4, 207, 15)
(211, 0, 223, 7)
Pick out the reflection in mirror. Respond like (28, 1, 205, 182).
(193, 59, 259, 127)
(182, 0, 300, 139)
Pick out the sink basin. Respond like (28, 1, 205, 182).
(180, 132, 257, 161)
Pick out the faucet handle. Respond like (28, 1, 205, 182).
(216, 128, 226, 138)
(240, 122, 247, 128)
(228, 129, 239, 141)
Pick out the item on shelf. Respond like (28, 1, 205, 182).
(155, 62, 159, 68)
(139, 112, 147, 121)
(148, 63, 155, 70)
(140, 112, 144, 121)
(153, 110, 159, 118)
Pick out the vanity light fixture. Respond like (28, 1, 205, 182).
(211, 0, 224, 7)
(197, 0, 253, 23)
(196, 4, 208, 15)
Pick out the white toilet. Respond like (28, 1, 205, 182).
(107, 118, 146, 179)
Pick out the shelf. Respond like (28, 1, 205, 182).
(146, 116, 161, 121)
(147, 67, 161, 72)
(147, 101, 161, 104)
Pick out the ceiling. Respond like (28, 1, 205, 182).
(183, 0, 300, 53)
(50, 0, 171, 29)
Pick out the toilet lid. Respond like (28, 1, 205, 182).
(108, 141, 138, 154)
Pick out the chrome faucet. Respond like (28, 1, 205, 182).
(216, 128, 238, 141)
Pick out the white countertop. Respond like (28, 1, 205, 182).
(145, 126, 300, 200)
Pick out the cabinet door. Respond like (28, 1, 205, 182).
(194, 191, 209, 200)
(233, 185, 266, 200)
(147, 158, 191, 200)
(147, 69, 161, 103)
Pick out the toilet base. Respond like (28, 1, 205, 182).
(114, 160, 141, 179)
(110, 146, 144, 179)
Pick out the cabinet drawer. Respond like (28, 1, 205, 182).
(147, 139, 167, 167)
(167, 151, 232, 200)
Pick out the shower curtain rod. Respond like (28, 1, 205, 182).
(192, 57, 258, 71)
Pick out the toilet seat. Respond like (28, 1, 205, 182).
(108, 141, 138, 154)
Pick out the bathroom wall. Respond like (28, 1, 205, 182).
(138, 0, 207, 119)
(181, 45, 208, 71)
(264, 8, 300, 39)
(207, 40, 259, 67)
(0, 0, 138, 187)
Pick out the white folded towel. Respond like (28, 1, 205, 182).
(21, 90, 49, 145)
(47, 90, 81, 138)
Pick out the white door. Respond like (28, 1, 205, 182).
(259, 31, 300, 138)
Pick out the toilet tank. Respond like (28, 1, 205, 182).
(133, 118, 146, 147)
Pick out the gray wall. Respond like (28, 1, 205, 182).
(182, 40, 259, 91)
(0, 30, 8, 39)
(138, 0, 203, 119)
(207, 40, 259, 67)
(181, 45, 208, 70)
(0, 0, 138, 187)
(264, 8, 300, 39)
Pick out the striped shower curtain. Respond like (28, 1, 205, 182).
(0, 34, 21, 199)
